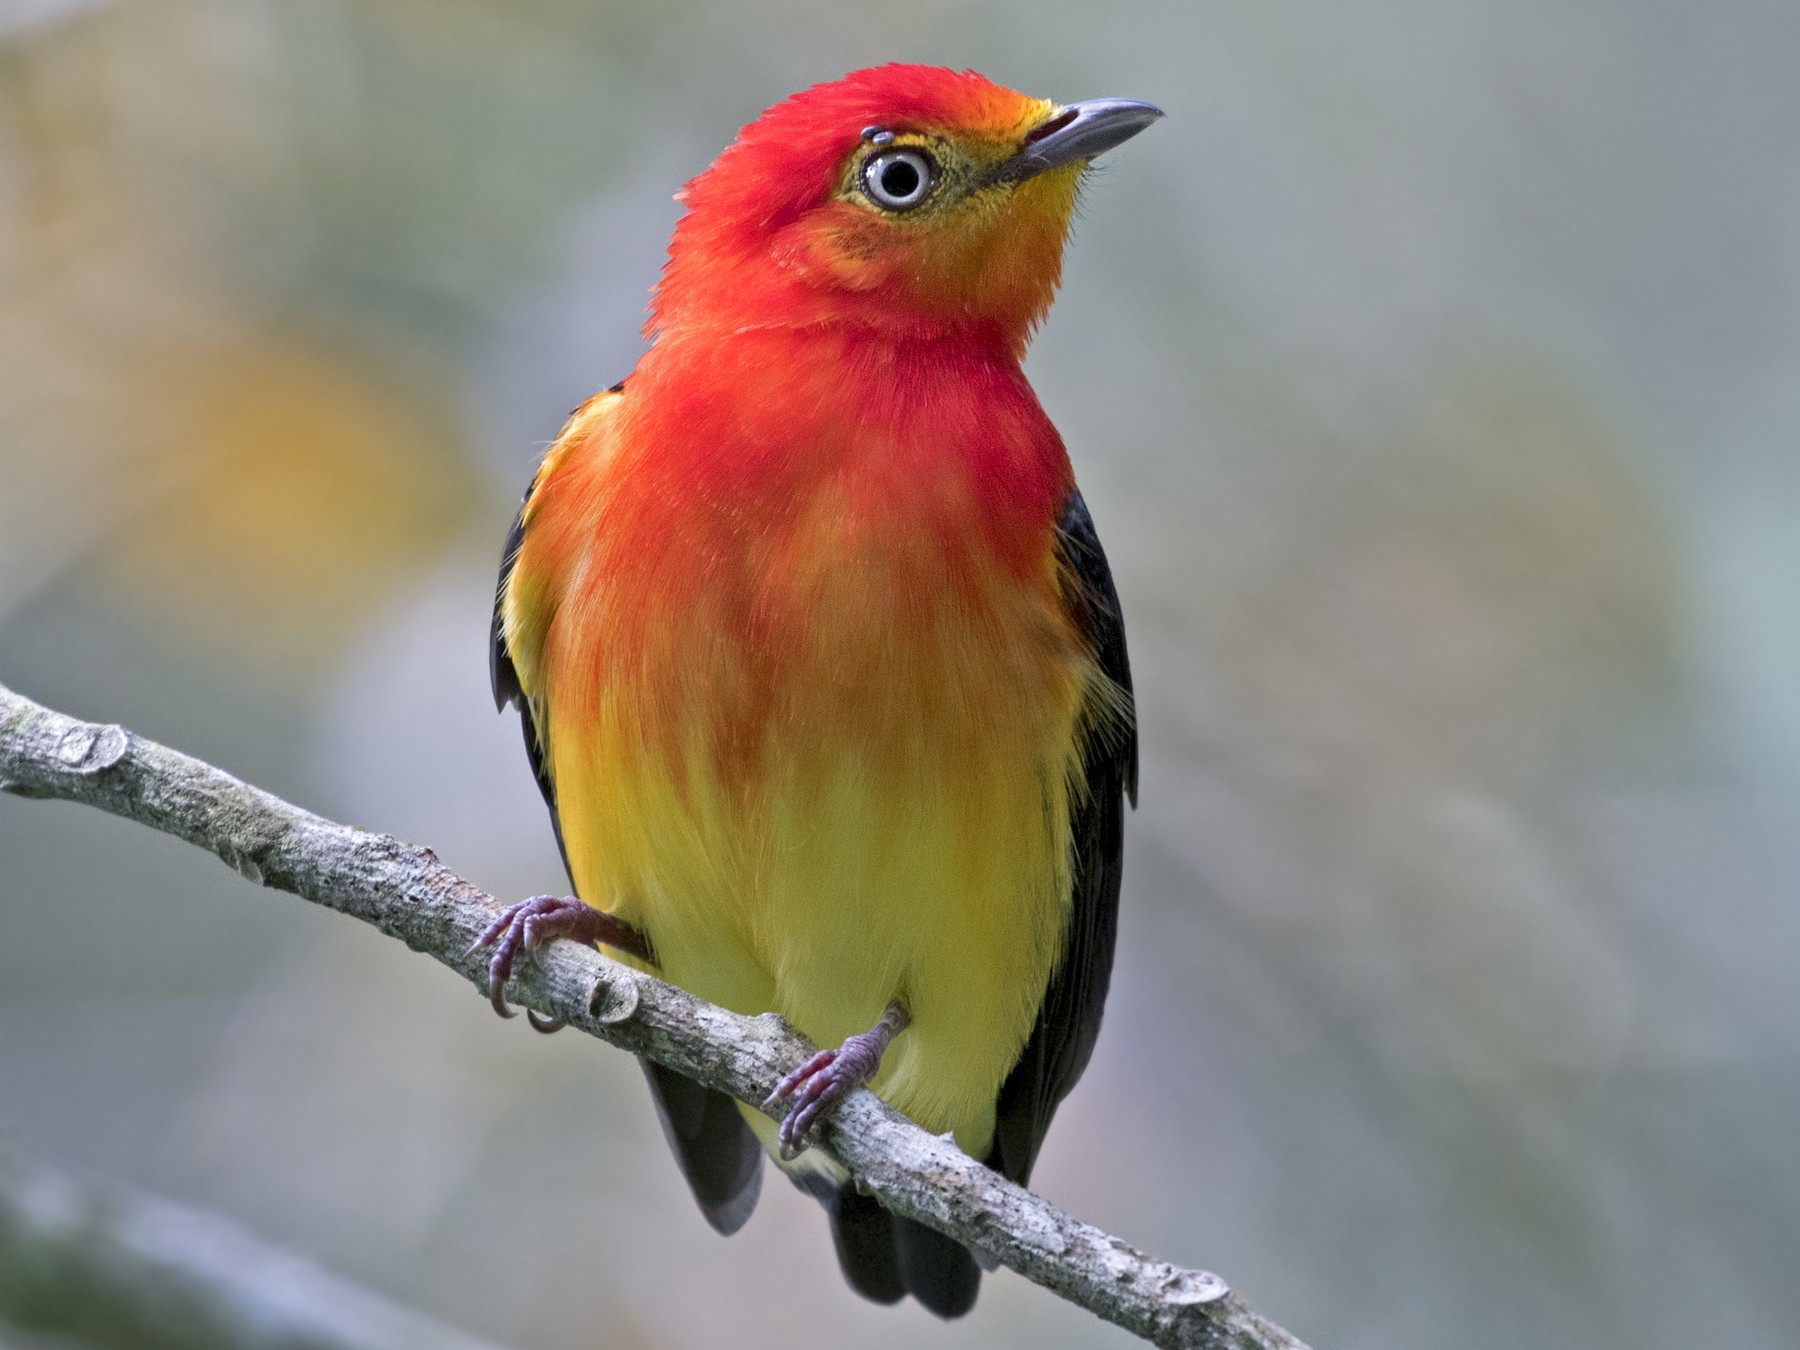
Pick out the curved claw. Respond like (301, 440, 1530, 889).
(527, 1009, 565, 1034)
(466, 899, 547, 1021)
(489, 978, 517, 1019)
(469, 914, 524, 1019)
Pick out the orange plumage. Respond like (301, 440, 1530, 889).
(484, 65, 1154, 1317)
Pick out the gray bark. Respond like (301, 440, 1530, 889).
(0, 681, 1312, 1350)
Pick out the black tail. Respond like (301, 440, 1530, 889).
(642, 1063, 979, 1316)
(641, 1059, 763, 1235)
(804, 1177, 981, 1318)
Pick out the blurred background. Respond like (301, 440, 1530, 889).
(2, 1, 1798, 1346)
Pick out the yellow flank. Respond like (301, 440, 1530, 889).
(502, 398, 1094, 1160)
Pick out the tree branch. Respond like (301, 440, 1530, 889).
(0, 1153, 508, 1350)
(0, 681, 1312, 1350)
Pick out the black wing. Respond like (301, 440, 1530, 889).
(490, 458, 765, 1235)
(490, 490, 571, 869)
(984, 489, 1137, 1187)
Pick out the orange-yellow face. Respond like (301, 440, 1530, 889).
(783, 93, 1069, 329)
(651, 65, 1161, 350)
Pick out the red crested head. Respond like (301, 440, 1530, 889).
(649, 65, 1160, 357)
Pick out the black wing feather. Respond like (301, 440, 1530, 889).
(490, 502, 528, 714)
(640, 1059, 763, 1235)
(491, 465, 765, 1236)
(491, 487, 570, 872)
(799, 1174, 978, 1317)
(985, 489, 1136, 1187)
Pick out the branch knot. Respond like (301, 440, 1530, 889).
(55, 722, 129, 774)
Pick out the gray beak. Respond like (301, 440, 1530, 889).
(997, 97, 1164, 181)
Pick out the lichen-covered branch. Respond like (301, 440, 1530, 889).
(0, 682, 1312, 1350)
(0, 1153, 507, 1350)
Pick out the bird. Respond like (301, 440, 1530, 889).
(473, 63, 1151, 1319)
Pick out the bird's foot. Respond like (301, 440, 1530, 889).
(465, 894, 649, 1028)
(763, 1002, 910, 1159)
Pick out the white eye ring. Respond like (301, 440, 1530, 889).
(862, 148, 937, 211)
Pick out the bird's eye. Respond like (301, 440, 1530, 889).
(861, 148, 937, 211)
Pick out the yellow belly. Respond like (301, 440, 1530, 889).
(543, 559, 1085, 1157)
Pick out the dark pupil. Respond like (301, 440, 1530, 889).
(880, 158, 921, 200)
